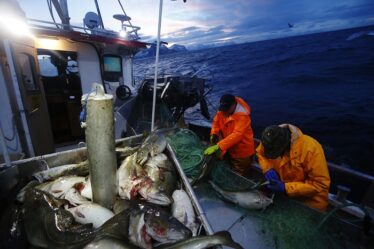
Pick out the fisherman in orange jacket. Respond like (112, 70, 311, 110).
(256, 124, 331, 211)
(204, 94, 255, 176)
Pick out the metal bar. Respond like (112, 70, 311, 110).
(328, 162, 374, 181)
(28, 19, 141, 39)
(59, 0, 70, 29)
(93, 0, 105, 29)
(151, 0, 163, 131)
(0, 134, 144, 168)
(167, 143, 214, 235)
(3, 41, 35, 157)
(50, 0, 67, 25)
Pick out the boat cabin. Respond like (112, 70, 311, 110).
(0, 0, 146, 162)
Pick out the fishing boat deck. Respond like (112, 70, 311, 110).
(193, 180, 374, 249)
(194, 182, 274, 249)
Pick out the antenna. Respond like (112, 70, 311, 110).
(83, 12, 101, 29)
(113, 14, 132, 38)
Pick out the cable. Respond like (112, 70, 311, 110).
(46, 0, 61, 30)
(94, 0, 105, 29)
(0, 121, 19, 152)
(4, 116, 16, 141)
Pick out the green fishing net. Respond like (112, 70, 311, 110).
(166, 129, 205, 179)
(210, 160, 257, 191)
(167, 129, 365, 249)
(248, 196, 349, 249)
(167, 129, 259, 189)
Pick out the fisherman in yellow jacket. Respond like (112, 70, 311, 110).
(256, 124, 331, 211)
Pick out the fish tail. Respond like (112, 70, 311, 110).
(209, 181, 225, 196)
(213, 231, 244, 249)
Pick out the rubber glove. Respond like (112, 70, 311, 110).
(264, 169, 280, 182)
(267, 179, 285, 193)
(204, 144, 219, 155)
(210, 134, 219, 144)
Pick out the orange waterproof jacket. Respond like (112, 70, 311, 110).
(211, 97, 254, 158)
(256, 124, 331, 211)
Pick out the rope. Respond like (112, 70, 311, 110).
(166, 129, 205, 179)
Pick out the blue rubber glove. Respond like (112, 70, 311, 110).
(264, 169, 280, 182)
(267, 179, 285, 193)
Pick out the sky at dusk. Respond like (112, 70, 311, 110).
(18, 0, 374, 49)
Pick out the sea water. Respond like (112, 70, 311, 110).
(134, 25, 374, 176)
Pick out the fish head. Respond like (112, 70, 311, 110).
(150, 134, 167, 156)
(145, 208, 192, 242)
(136, 148, 149, 165)
(259, 192, 273, 209)
(144, 191, 172, 206)
(55, 209, 75, 231)
(165, 217, 193, 242)
(33, 189, 69, 210)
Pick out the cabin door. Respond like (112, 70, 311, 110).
(11, 42, 55, 155)
(37, 49, 84, 146)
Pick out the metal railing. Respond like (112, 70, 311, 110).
(27, 18, 141, 41)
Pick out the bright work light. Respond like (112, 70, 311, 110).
(0, 14, 33, 38)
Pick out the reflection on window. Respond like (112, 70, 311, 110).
(38, 55, 58, 77)
(66, 56, 79, 74)
(18, 53, 39, 92)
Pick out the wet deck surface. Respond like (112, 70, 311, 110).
(194, 182, 274, 249)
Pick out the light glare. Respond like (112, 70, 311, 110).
(0, 14, 34, 38)
(119, 29, 127, 38)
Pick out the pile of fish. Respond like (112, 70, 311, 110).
(14, 129, 243, 249)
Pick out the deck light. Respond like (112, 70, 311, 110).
(119, 29, 127, 38)
(37, 37, 60, 49)
(0, 14, 34, 38)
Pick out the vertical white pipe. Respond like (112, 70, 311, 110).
(151, 0, 163, 131)
(84, 84, 117, 209)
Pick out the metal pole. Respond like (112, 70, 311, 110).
(59, 0, 70, 29)
(94, 0, 105, 29)
(3, 40, 35, 157)
(151, 0, 163, 131)
(84, 84, 117, 209)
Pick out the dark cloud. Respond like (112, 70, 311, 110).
(143, 0, 374, 48)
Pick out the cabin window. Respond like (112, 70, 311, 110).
(17, 53, 39, 92)
(38, 55, 58, 77)
(102, 54, 123, 82)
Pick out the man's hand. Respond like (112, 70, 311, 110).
(267, 179, 285, 193)
(264, 169, 280, 182)
(204, 144, 219, 155)
(210, 134, 219, 144)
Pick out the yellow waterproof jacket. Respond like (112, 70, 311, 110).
(256, 124, 331, 211)
(211, 97, 254, 158)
